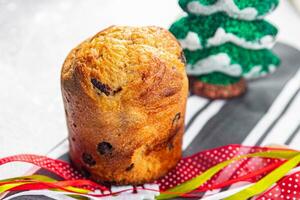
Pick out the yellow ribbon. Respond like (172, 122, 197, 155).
(0, 175, 89, 194)
(225, 152, 300, 200)
(156, 150, 299, 200)
(2, 150, 299, 200)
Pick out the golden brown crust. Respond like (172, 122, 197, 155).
(190, 77, 246, 99)
(61, 26, 188, 185)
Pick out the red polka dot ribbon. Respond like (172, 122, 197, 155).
(0, 154, 83, 180)
(1, 145, 299, 199)
(257, 171, 300, 200)
(155, 145, 284, 191)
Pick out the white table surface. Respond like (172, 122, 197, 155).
(0, 0, 300, 179)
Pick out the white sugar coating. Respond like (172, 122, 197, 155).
(186, 53, 242, 76)
(187, 0, 260, 20)
(179, 32, 202, 50)
(207, 28, 275, 50)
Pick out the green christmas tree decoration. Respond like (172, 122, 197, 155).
(170, 0, 280, 99)
(178, 0, 279, 20)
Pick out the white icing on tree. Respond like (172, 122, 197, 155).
(268, 64, 277, 73)
(179, 29, 275, 50)
(187, 0, 260, 20)
(260, 35, 276, 48)
(244, 66, 263, 79)
(179, 32, 202, 50)
(207, 28, 275, 49)
(243, 65, 276, 79)
(186, 53, 242, 76)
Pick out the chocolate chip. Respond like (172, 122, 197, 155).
(82, 153, 96, 166)
(125, 163, 134, 171)
(97, 142, 113, 155)
(73, 123, 77, 128)
(91, 78, 112, 96)
(71, 137, 76, 142)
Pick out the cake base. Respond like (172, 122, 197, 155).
(190, 77, 247, 99)
(69, 125, 183, 185)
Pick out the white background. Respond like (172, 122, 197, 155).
(0, 0, 300, 179)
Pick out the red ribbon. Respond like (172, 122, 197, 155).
(0, 154, 84, 181)
(256, 170, 300, 200)
(0, 145, 297, 199)
(155, 145, 284, 191)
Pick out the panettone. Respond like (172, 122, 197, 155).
(61, 26, 188, 185)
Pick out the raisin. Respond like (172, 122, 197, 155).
(163, 88, 177, 97)
(82, 153, 96, 166)
(141, 73, 147, 81)
(179, 51, 186, 64)
(168, 142, 174, 150)
(97, 142, 113, 155)
(172, 113, 181, 126)
(91, 78, 122, 96)
(113, 87, 123, 95)
(125, 163, 134, 171)
(91, 78, 112, 96)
